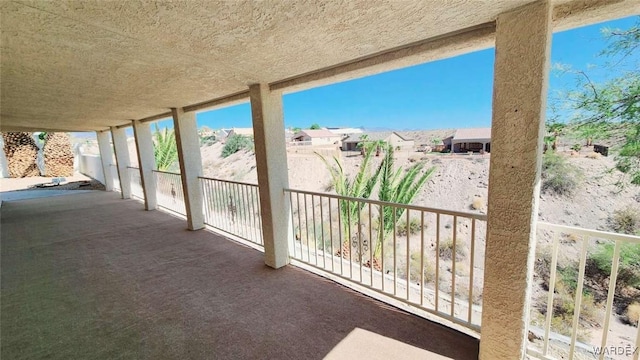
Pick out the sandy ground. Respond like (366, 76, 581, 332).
(0, 173, 101, 192)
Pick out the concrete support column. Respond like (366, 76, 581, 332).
(479, 1, 551, 359)
(249, 83, 291, 269)
(96, 130, 115, 191)
(111, 126, 132, 199)
(172, 108, 204, 230)
(132, 120, 158, 210)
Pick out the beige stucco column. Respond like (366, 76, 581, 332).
(96, 130, 115, 191)
(172, 107, 204, 230)
(249, 83, 291, 269)
(132, 120, 158, 210)
(479, 1, 551, 359)
(111, 126, 132, 199)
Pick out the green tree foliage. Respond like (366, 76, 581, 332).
(153, 125, 178, 172)
(309, 123, 321, 130)
(553, 18, 640, 184)
(616, 124, 640, 184)
(317, 144, 435, 260)
(575, 122, 609, 146)
(373, 146, 435, 257)
(316, 146, 382, 241)
(221, 134, 253, 158)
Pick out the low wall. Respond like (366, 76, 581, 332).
(78, 154, 105, 184)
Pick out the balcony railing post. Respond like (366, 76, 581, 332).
(249, 83, 291, 269)
(480, 1, 552, 359)
(111, 126, 132, 199)
(96, 130, 114, 191)
(172, 107, 204, 230)
(132, 120, 157, 210)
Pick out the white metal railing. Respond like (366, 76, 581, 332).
(199, 177, 263, 247)
(127, 166, 144, 200)
(528, 222, 640, 360)
(153, 170, 185, 215)
(284, 188, 486, 332)
(110, 164, 121, 191)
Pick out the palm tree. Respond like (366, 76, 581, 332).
(318, 144, 436, 265)
(373, 145, 436, 258)
(153, 125, 178, 172)
(317, 146, 381, 250)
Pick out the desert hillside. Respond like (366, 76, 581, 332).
(199, 142, 639, 234)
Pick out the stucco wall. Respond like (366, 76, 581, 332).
(78, 154, 105, 184)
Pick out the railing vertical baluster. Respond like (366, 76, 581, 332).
(634, 319, 640, 360)
(208, 180, 215, 226)
(568, 237, 589, 359)
(420, 210, 425, 307)
(369, 203, 374, 288)
(393, 207, 397, 296)
(358, 201, 363, 282)
(338, 199, 344, 277)
(213, 180, 222, 229)
(329, 198, 335, 273)
(212, 180, 221, 228)
(319, 195, 326, 269)
(381, 204, 385, 293)
(435, 213, 440, 312)
(543, 232, 560, 355)
(347, 200, 353, 279)
(303, 194, 311, 263)
(468, 218, 476, 324)
(599, 240, 622, 360)
(311, 195, 318, 266)
(406, 209, 410, 301)
(255, 186, 263, 244)
(201, 179, 209, 224)
(288, 191, 297, 259)
(451, 215, 457, 318)
(296, 192, 303, 260)
(238, 184, 246, 238)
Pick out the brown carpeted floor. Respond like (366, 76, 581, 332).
(1, 191, 478, 359)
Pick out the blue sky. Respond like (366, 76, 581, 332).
(153, 15, 638, 132)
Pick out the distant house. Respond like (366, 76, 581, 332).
(327, 127, 363, 138)
(443, 128, 491, 153)
(341, 132, 414, 151)
(199, 127, 228, 140)
(226, 128, 254, 138)
(292, 129, 342, 146)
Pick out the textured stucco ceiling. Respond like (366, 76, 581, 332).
(0, 0, 637, 132)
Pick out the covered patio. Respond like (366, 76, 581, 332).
(2, 1, 638, 359)
(1, 191, 477, 359)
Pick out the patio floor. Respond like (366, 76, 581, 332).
(1, 191, 478, 359)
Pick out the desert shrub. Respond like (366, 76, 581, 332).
(550, 279, 602, 341)
(590, 242, 640, 288)
(454, 261, 469, 276)
(471, 196, 484, 210)
(541, 152, 582, 196)
(396, 217, 423, 236)
(403, 250, 437, 285)
(534, 246, 552, 290)
(221, 135, 253, 158)
(200, 135, 217, 146)
(438, 237, 467, 261)
(608, 206, 640, 235)
(571, 143, 582, 152)
(626, 302, 640, 326)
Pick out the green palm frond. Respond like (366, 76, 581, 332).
(153, 125, 178, 172)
